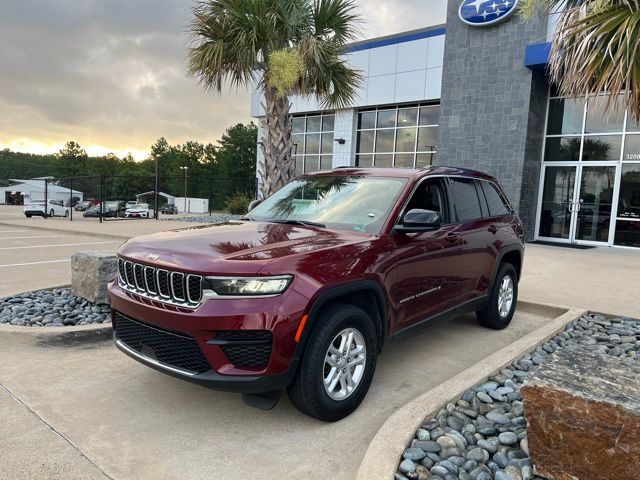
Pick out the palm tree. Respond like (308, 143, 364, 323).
(520, 0, 640, 121)
(187, 0, 361, 198)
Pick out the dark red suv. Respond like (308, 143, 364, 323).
(109, 166, 524, 421)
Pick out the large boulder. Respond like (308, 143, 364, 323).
(521, 344, 640, 480)
(71, 250, 117, 305)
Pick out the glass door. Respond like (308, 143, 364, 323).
(537, 164, 617, 245)
(537, 165, 577, 242)
(573, 164, 617, 244)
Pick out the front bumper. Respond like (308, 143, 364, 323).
(109, 281, 309, 393)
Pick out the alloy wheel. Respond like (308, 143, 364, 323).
(322, 327, 367, 401)
(498, 275, 514, 318)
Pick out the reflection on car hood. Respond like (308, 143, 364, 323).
(117, 221, 371, 275)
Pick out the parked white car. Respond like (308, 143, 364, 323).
(24, 199, 69, 218)
(125, 203, 154, 218)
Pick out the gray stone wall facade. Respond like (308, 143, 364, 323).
(436, 0, 549, 240)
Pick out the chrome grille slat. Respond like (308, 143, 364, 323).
(144, 266, 157, 294)
(186, 275, 203, 304)
(117, 258, 201, 308)
(133, 264, 145, 291)
(124, 261, 134, 287)
(157, 269, 171, 298)
(171, 272, 185, 301)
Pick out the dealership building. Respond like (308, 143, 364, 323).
(251, 0, 640, 249)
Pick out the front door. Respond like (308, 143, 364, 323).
(389, 178, 463, 332)
(537, 164, 617, 245)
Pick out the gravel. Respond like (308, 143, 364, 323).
(0, 288, 110, 327)
(395, 313, 640, 480)
(161, 213, 241, 224)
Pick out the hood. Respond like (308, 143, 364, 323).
(117, 221, 371, 275)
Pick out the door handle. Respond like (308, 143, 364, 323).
(488, 224, 499, 234)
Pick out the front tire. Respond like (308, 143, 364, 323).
(287, 303, 377, 422)
(64, 210, 69, 218)
(49, 209, 55, 218)
(477, 262, 518, 330)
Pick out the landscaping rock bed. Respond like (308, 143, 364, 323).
(162, 213, 241, 224)
(395, 313, 640, 480)
(0, 288, 110, 327)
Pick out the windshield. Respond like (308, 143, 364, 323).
(247, 175, 407, 234)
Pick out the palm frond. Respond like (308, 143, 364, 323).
(549, 0, 640, 121)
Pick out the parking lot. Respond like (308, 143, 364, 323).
(0, 205, 207, 297)
(0, 226, 122, 297)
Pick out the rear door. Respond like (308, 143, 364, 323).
(448, 178, 506, 298)
(388, 177, 464, 332)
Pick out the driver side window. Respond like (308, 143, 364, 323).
(405, 179, 447, 223)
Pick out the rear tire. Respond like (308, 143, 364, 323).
(64, 210, 69, 218)
(287, 303, 377, 422)
(25, 214, 31, 218)
(476, 262, 518, 330)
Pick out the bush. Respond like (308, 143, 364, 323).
(225, 192, 253, 215)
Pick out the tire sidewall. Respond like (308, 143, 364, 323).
(490, 263, 518, 327)
(296, 304, 377, 421)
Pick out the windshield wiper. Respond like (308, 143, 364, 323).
(268, 219, 326, 228)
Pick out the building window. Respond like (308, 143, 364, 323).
(615, 164, 640, 247)
(541, 93, 640, 247)
(355, 104, 439, 168)
(292, 113, 335, 175)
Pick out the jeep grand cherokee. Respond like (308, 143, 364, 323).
(109, 166, 524, 421)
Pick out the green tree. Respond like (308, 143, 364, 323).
(56, 141, 88, 178)
(520, 0, 640, 120)
(215, 122, 258, 179)
(187, 0, 361, 197)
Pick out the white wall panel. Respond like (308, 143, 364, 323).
(345, 50, 370, 75)
(368, 44, 398, 77)
(396, 38, 428, 72)
(395, 70, 427, 103)
(427, 35, 445, 68)
(367, 74, 396, 105)
(425, 67, 443, 100)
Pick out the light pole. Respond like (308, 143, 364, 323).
(179, 166, 189, 214)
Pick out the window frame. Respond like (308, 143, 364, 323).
(394, 176, 453, 229)
(292, 112, 335, 175)
(447, 177, 485, 223)
(355, 103, 440, 169)
(478, 179, 512, 218)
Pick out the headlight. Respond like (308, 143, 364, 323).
(207, 275, 293, 296)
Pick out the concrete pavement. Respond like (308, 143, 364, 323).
(0, 303, 551, 480)
(520, 243, 640, 318)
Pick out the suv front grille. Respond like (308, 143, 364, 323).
(214, 331, 273, 368)
(114, 311, 210, 374)
(118, 258, 202, 307)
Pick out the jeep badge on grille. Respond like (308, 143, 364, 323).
(146, 253, 159, 261)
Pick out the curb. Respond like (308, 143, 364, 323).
(0, 321, 112, 336)
(355, 301, 586, 480)
(0, 219, 208, 242)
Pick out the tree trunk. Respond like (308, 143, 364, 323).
(259, 86, 295, 198)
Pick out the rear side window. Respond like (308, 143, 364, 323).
(449, 177, 483, 222)
(480, 181, 511, 216)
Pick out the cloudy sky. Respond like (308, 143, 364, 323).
(0, 0, 447, 160)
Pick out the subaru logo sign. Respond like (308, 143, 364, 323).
(459, 0, 519, 27)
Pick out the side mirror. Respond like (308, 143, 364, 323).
(248, 199, 263, 211)
(395, 209, 441, 233)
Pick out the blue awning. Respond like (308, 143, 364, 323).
(524, 42, 551, 72)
